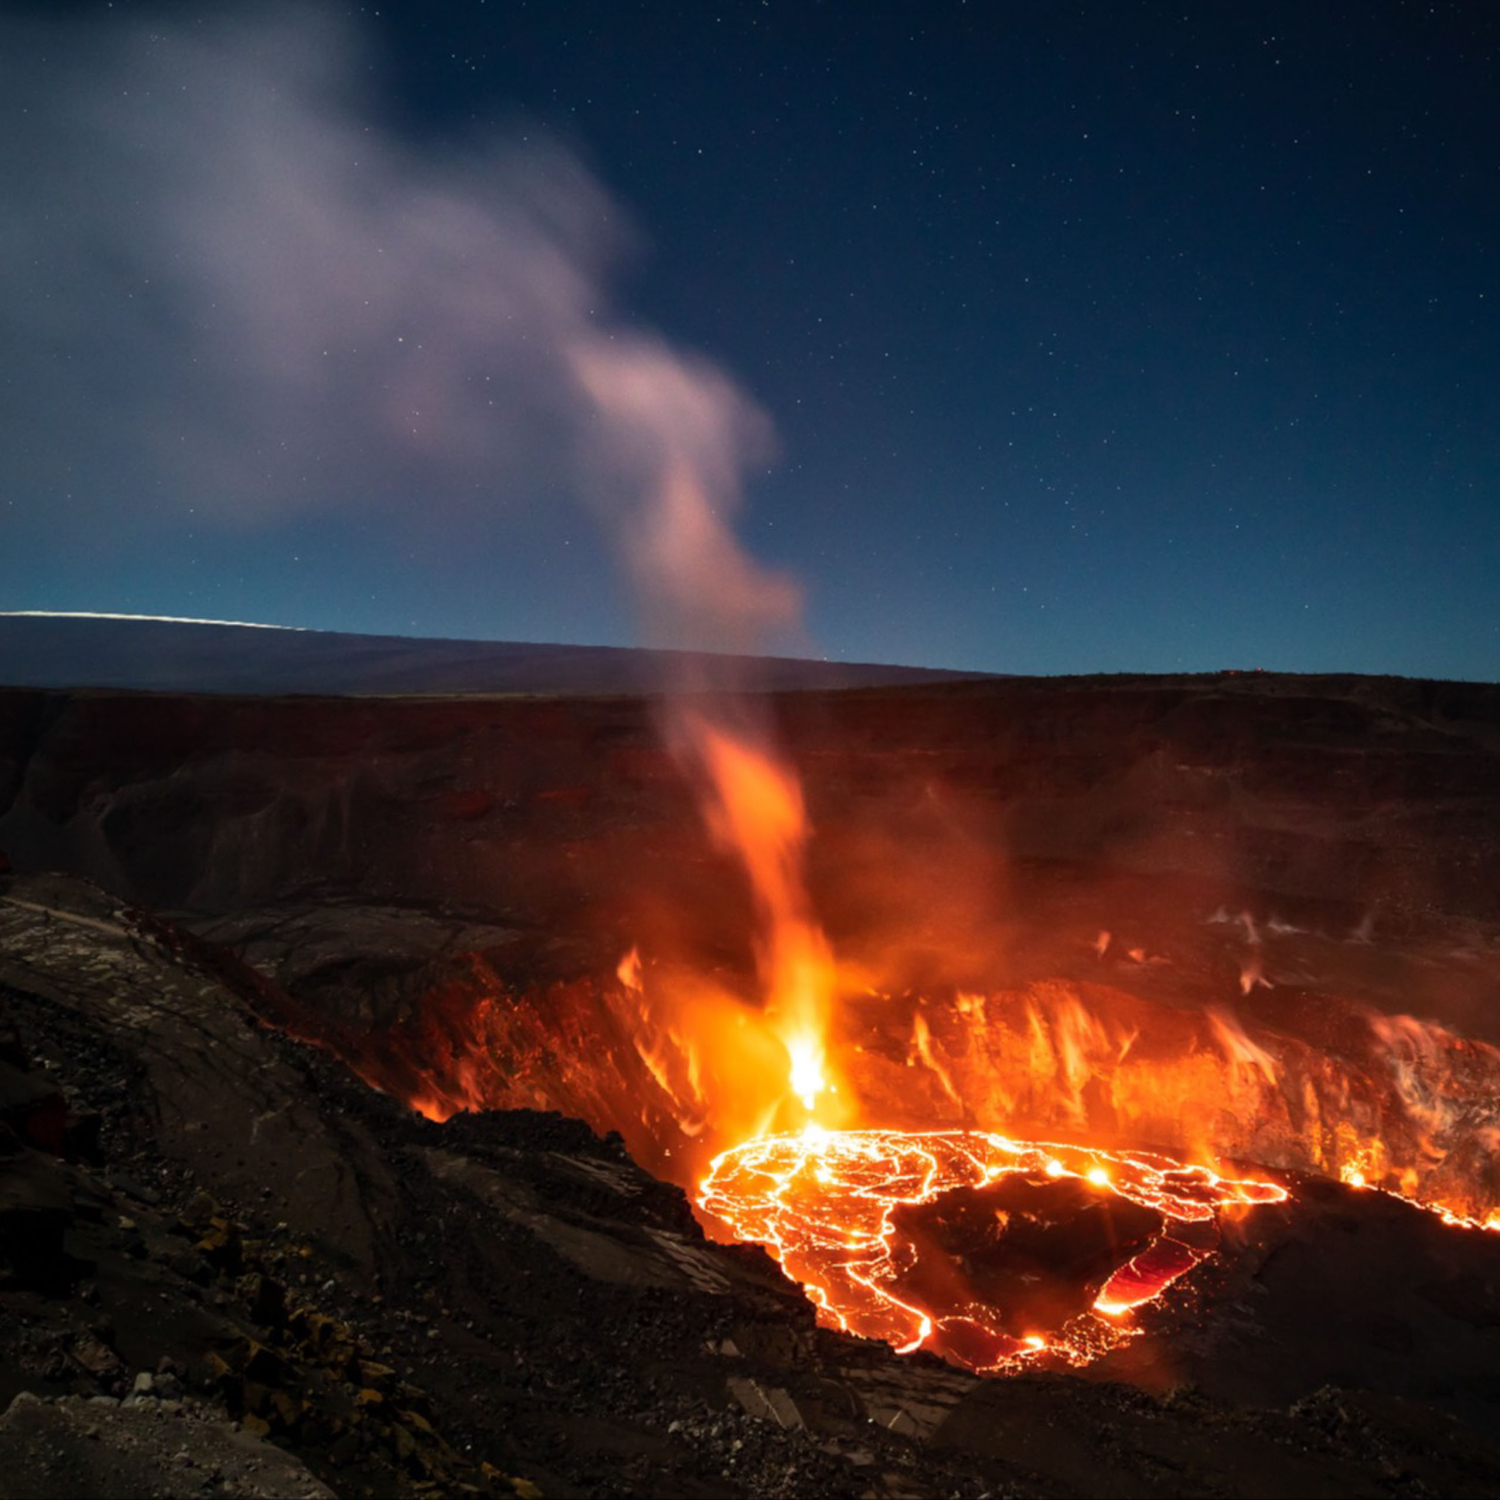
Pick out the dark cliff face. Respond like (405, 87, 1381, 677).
(2, 670, 1497, 1075)
(0, 672, 1495, 930)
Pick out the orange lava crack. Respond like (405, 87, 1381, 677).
(699, 1128, 1287, 1373)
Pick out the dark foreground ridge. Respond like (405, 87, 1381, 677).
(0, 615, 985, 698)
(5, 871, 1500, 1499)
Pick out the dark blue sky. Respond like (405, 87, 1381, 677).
(3, 1, 1496, 678)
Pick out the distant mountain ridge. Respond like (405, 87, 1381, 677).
(0, 614, 987, 697)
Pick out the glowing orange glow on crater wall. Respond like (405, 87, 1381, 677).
(316, 717, 1500, 1377)
(627, 721, 1294, 1372)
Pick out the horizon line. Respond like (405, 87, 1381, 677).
(0, 610, 305, 631)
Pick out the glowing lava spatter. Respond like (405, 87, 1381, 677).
(698, 1128, 1287, 1374)
(1340, 1157, 1500, 1234)
(682, 716, 839, 1118)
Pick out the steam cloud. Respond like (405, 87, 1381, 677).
(0, 6, 799, 655)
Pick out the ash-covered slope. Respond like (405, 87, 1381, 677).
(0, 614, 982, 697)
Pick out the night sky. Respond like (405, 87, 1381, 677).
(2, 1, 1496, 679)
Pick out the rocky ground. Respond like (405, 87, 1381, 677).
(5, 871, 1500, 1498)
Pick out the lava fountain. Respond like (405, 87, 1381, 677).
(607, 719, 1295, 1374)
(556, 202, 1302, 1370)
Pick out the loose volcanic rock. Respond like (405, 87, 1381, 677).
(0, 1390, 336, 1500)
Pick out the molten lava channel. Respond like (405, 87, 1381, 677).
(670, 719, 1290, 1371)
(698, 1128, 1287, 1374)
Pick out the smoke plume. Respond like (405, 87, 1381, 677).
(0, 5, 799, 656)
(2, 4, 831, 1052)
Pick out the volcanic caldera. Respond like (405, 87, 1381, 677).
(2, 628, 1499, 1497)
